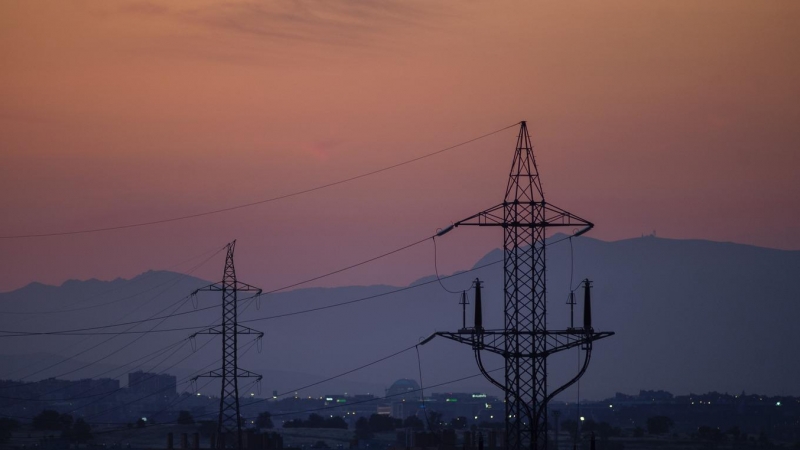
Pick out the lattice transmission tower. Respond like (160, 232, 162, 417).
(190, 240, 263, 449)
(426, 121, 613, 450)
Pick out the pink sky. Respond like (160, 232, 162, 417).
(0, 1, 798, 292)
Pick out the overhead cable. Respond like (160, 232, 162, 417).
(0, 123, 519, 239)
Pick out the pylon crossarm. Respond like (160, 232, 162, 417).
(435, 330, 613, 358)
(191, 282, 224, 295)
(541, 202, 593, 230)
(191, 281, 261, 296)
(453, 202, 594, 230)
(543, 331, 614, 357)
(234, 325, 264, 337)
(233, 282, 262, 293)
(453, 203, 506, 226)
(191, 326, 223, 337)
(192, 369, 224, 380)
(235, 368, 262, 380)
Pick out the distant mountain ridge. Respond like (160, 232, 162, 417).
(0, 235, 797, 400)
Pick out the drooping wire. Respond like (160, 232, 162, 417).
(0, 303, 215, 337)
(242, 366, 505, 420)
(432, 236, 466, 294)
(262, 236, 434, 296)
(8, 231, 592, 338)
(76, 337, 260, 431)
(82, 337, 255, 423)
(0, 243, 224, 394)
(415, 345, 432, 431)
(274, 343, 417, 397)
(64, 339, 198, 415)
(73, 336, 219, 418)
(0, 294, 195, 404)
(0, 123, 519, 240)
(90, 340, 414, 429)
(81, 348, 504, 436)
(570, 237, 575, 293)
(567, 233, 583, 445)
(0, 339, 187, 401)
(576, 345, 582, 447)
(0, 245, 225, 380)
(1, 234, 439, 338)
(1, 231, 587, 338)
(0, 242, 225, 391)
(0, 294, 192, 385)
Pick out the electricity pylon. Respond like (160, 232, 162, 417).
(426, 122, 613, 450)
(190, 240, 263, 449)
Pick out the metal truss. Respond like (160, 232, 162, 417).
(191, 240, 263, 449)
(432, 122, 613, 450)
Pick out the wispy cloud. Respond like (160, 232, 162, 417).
(120, 1, 444, 49)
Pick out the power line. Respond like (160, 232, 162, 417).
(247, 366, 505, 419)
(89, 340, 445, 433)
(0, 233, 584, 338)
(0, 295, 192, 383)
(0, 123, 519, 240)
(432, 236, 466, 294)
(0, 244, 224, 383)
(273, 343, 417, 398)
(238, 259, 500, 324)
(0, 302, 212, 337)
(73, 336, 219, 417)
(0, 245, 225, 380)
(50, 257, 504, 337)
(0, 244, 225, 389)
(18, 308, 258, 415)
(0, 294, 194, 401)
(0, 338, 244, 422)
(0, 233, 438, 337)
(24, 339, 495, 438)
(84, 338, 260, 427)
(416, 345, 432, 431)
(0, 339, 188, 401)
(261, 236, 434, 296)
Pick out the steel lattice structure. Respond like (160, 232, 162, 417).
(191, 240, 263, 449)
(428, 122, 613, 450)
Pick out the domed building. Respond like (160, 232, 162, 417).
(385, 378, 420, 400)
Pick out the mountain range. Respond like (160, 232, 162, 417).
(0, 234, 797, 401)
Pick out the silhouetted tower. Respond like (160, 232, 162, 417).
(191, 240, 263, 449)
(425, 122, 613, 450)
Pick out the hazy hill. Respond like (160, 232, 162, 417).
(0, 235, 797, 401)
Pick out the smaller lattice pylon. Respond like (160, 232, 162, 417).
(189, 240, 263, 449)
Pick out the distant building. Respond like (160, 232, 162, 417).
(386, 379, 420, 401)
(128, 370, 177, 399)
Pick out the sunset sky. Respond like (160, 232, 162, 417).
(1, 0, 798, 292)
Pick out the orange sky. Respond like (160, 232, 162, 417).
(0, 0, 798, 292)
